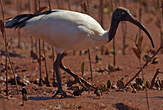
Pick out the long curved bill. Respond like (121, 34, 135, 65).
(128, 16, 155, 48)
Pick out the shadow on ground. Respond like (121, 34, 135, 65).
(28, 96, 74, 101)
(153, 96, 163, 100)
(0, 50, 24, 58)
(113, 103, 139, 110)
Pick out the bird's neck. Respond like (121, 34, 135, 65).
(108, 20, 119, 42)
(102, 19, 120, 42)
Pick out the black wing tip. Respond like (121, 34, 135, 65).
(5, 10, 60, 29)
(5, 18, 15, 28)
(5, 14, 34, 29)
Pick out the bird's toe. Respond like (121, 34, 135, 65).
(52, 90, 67, 98)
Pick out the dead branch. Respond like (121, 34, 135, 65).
(125, 47, 162, 88)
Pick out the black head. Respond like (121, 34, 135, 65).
(111, 7, 154, 48)
(112, 7, 133, 22)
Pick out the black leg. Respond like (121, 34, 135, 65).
(52, 54, 67, 98)
(59, 53, 97, 90)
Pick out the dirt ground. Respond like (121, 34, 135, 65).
(0, 0, 163, 110)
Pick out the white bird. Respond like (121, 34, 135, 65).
(5, 7, 154, 97)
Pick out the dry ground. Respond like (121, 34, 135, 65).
(0, 0, 163, 110)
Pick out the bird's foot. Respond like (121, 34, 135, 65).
(45, 77, 50, 87)
(52, 89, 67, 98)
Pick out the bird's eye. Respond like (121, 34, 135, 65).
(121, 12, 126, 15)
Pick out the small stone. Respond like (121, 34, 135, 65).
(23, 79, 30, 86)
(7, 95, 14, 100)
(111, 84, 117, 89)
(55, 104, 61, 110)
(132, 88, 136, 93)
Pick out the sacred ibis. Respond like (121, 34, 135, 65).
(5, 7, 154, 97)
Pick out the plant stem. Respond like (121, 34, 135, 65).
(68, 0, 71, 10)
(160, 0, 163, 52)
(80, 1, 93, 81)
(122, 0, 127, 55)
(0, 0, 9, 96)
(8, 55, 19, 94)
(99, 0, 104, 28)
(125, 47, 162, 87)
(52, 47, 57, 87)
(150, 69, 160, 89)
(88, 49, 93, 81)
(136, 1, 142, 43)
(34, 0, 38, 12)
(48, 0, 51, 10)
(28, 0, 31, 12)
(43, 41, 50, 86)
(38, 39, 43, 86)
(17, 29, 21, 48)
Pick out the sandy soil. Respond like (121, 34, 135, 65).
(0, 0, 163, 110)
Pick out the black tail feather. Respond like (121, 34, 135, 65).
(5, 14, 35, 28)
(5, 10, 61, 29)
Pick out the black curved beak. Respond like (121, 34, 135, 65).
(127, 15, 154, 48)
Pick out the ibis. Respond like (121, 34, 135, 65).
(5, 7, 154, 97)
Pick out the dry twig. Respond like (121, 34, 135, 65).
(81, 1, 93, 81)
(125, 47, 162, 88)
(150, 68, 161, 89)
(0, 0, 9, 96)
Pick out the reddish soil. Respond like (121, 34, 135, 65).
(0, 0, 163, 110)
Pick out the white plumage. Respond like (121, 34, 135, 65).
(24, 9, 107, 53)
(5, 7, 154, 97)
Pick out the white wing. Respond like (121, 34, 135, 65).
(24, 10, 106, 52)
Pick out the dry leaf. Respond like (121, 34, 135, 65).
(132, 47, 141, 59)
